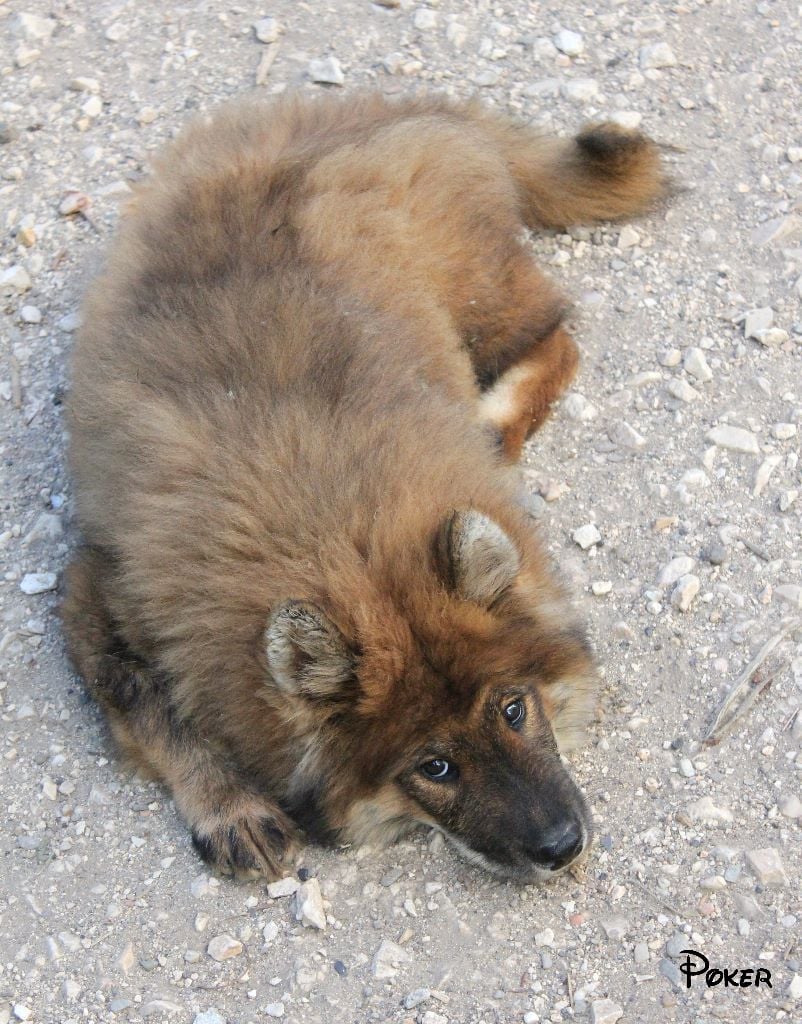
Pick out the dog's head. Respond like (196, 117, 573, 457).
(264, 509, 597, 881)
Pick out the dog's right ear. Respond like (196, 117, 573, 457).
(265, 602, 354, 699)
(435, 510, 520, 608)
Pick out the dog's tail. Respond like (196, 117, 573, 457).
(495, 121, 670, 230)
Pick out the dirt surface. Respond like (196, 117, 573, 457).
(1, 1, 801, 1023)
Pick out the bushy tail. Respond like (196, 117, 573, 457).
(500, 121, 670, 230)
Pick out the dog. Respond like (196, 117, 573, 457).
(62, 92, 666, 881)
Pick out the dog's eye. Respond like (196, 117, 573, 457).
(502, 699, 525, 728)
(420, 758, 457, 781)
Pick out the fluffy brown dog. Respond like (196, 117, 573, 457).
(63, 93, 665, 881)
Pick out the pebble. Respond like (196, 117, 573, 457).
(779, 794, 802, 819)
(699, 874, 726, 891)
(20, 572, 57, 595)
(684, 796, 733, 824)
(1, 265, 33, 294)
(413, 9, 438, 32)
(573, 523, 601, 549)
(772, 422, 797, 440)
(554, 29, 584, 57)
(253, 17, 280, 43)
(775, 584, 802, 608)
(609, 110, 643, 130)
(267, 876, 300, 898)
(618, 225, 640, 249)
(372, 938, 410, 979)
(11, 12, 57, 42)
(659, 347, 682, 367)
(601, 915, 628, 941)
(308, 56, 344, 86)
(634, 942, 649, 964)
(104, 22, 128, 42)
(562, 392, 598, 420)
(262, 921, 280, 943)
(787, 975, 802, 1001)
(639, 43, 677, 69)
(743, 306, 773, 339)
(421, 1014, 447, 1024)
(142, 1001, 182, 1017)
(608, 420, 646, 448)
(592, 580, 612, 595)
(265, 1004, 284, 1019)
(294, 877, 326, 929)
(403, 989, 431, 1010)
(705, 425, 759, 454)
(193, 1013, 225, 1024)
(756, 327, 789, 347)
(657, 556, 695, 586)
(753, 455, 782, 497)
(590, 999, 623, 1024)
(206, 934, 243, 961)
(745, 848, 788, 886)
(562, 79, 600, 103)
(683, 347, 712, 382)
(671, 574, 699, 611)
(668, 379, 699, 403)
(678, 758, 695, 777)
(20, 305, 42, 324)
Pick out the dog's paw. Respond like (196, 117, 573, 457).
(190, 797, 300, 880)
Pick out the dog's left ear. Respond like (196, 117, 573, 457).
(436, 510, 520, 607)
(265, 601, 355, 699)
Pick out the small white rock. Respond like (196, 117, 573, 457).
(745, 848, 788, 886)
(668, 379, 700, 403)
(294, 878, 326, 930)
(609, 420, 646, 449)
(20, 305, 42, 324)
(685, 796, 733, 824)
(706, 425, 759, 454)
(206, 934, 243, 961)
(658, 556, 695, 586)
(554, 29, 584, 56)
(83, 95, 102, 118)
(265, 1004, 284, 1019)
(787, 974, 802, 1000)
(592, 580, 612, 596)
(755, 327, 788, 348)
(562, 392, 598, 421)
(618, 224, 640, 249)
(772, 422, 797, 440)
(372, 938, 410, 979)
(308, 55, 344, 85)
(671, 574, 699, 612)
(20, 572, 57, 595)
(1, 265, 33, 294)
(562, 79, 599, 103)
(683, 347, 712, 382)
(573, 523, 601, 550)
(775, 584, 802, 609)
(609, 110, 643, 130)
(267, 876, 300, 898)
(413, 8, 438, 32)
(743, 306, 774, 339)
(639, 42, 677, 69)
(253, 17, 280, 43)
(591, 999, 623, 1024)
(779, 795, 802, 819)
(752, 455, 782, 497)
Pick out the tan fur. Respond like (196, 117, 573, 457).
(63, 92, 667, 878)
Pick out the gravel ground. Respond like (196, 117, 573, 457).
(1, 1, 801, 1022)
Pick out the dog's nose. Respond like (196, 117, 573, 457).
(528, 819, 584, 870)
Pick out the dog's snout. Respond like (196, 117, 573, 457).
(527, 818, 585, 871)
